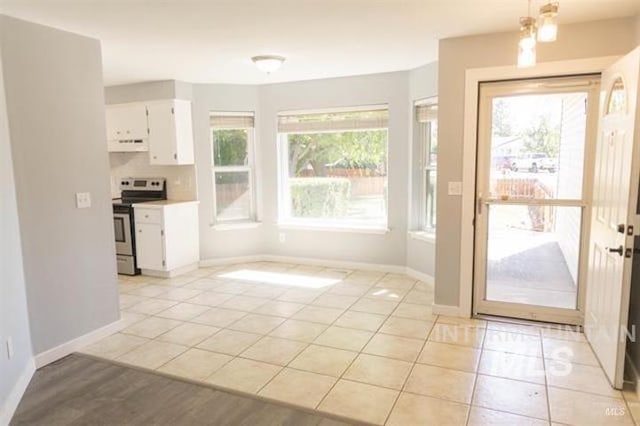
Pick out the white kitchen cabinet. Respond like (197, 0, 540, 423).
(105, 103, 149, 152)
(133, 201, 199, 275)
(147, 100, 195, 165)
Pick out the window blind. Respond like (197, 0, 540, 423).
(210, 114, 254, 129)
(278, 108, 388, 133)
(416, 104, 437, 123)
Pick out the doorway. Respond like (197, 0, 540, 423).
(473, 75, 601, 325)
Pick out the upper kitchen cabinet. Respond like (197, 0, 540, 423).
(106, 103, 149, 152)
(147, 99, 195, 165)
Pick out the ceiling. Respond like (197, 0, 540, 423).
(2, 0, 639, 86)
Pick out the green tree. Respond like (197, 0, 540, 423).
(492, 99, 513, 137)
(522, 115, 561, 157)
(213, 129, 248, 166)
(288, 130, 387, 177)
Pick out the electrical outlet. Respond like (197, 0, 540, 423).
(279, 233, 286, 243)
(6, 337, 13, 360)
(448, 181, 463, 196)
(75, 192, 91, 209)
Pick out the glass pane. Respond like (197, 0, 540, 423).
(489, 93, 587, 200)
(428, 120, 438, 167)
(606, 77, 626, 115)
(114, 217, 125, 243)
(213, 129, 248, 166)
(485, 204, 580, 309)
(286, 130, 387, 226)
(424, 170, 437, 229)
(215, 171, 251, 221)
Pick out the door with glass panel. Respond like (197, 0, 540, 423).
(474, 75, 600, 324)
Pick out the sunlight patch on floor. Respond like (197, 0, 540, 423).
(217, 269, 341, 289)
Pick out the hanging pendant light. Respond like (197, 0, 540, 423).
(517, 16, 537, 68)
(537, 2, 559, 42)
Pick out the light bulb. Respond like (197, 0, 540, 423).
(538, 3, 559, 42)
(518, 43, 536, 68)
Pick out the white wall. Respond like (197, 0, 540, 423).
(555, 93, 588, 284)
(0, 44, 34, 425)
(436, 17, 639, 307)
(1, 15, 119, 355)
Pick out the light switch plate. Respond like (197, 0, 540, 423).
(75, 192, 91, 208)
(448, 181, 463, 196)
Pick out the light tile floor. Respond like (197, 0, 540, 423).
(80, 261, 639, 425)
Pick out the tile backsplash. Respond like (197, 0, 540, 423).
(109, 152, 197, 201)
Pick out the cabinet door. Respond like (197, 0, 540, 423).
(173, 100, 195, 164)
(105, 104, 148, 141)
(147, 101, 178, 165)
(135, 223, 165, 271)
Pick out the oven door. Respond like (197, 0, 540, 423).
(113, 212, 133, 256)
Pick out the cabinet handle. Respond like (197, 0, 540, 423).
(174, 153, 177, 160)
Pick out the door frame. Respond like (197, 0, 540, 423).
(472, 77, 600, 325)
(457, 56, 621, 319)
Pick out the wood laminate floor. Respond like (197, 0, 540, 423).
(10, 354, 354, 426)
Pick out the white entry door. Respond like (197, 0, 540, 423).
(585, 47, 640, 389)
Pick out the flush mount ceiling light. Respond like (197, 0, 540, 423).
(251, 55, 286, 74)
(538, 2, 559, 42)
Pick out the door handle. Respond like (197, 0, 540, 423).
(607, 245, 624, 256)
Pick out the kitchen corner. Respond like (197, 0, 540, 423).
(107, 95, 200, 280)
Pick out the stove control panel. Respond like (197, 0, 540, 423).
(120, 177, 166, 191)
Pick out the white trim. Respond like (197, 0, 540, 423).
(432, 303, 466, 317)
(141, 263, 199, 278)
(0, 358, 35, 425)
(459, 56, 619, 319)
(34, 319, 124, 368)
(408, 230, 436, 244)
(261, 254, 406, 274)
(277, 223, 390, 235)
(278, 103, 388, 116)
(405, 267, 434, 285)
(199, 255, 264, 268)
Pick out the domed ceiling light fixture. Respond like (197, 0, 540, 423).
(251, 55, 286, 74)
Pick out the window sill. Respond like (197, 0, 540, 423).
(212, 221, 262, 231)
(409, 230, 436, 243)
(278, 222, 390, 235)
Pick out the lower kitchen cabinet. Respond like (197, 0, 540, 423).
(133, 201, 199, 275)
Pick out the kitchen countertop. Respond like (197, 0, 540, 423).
(132, 200, 199, 208)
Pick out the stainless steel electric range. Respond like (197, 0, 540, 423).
(112, 177, 167, 275)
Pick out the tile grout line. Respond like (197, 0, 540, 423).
(464, 321, 488, 426)
(381, 310, 440, 426)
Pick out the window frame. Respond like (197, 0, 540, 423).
(276, 106, 390, 231)
(415, 98, 438, 234)
(210, 114, 257, 225)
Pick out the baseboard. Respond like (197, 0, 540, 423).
(405, 268, 435, 285)
(141, 263, 198, 278)
(199, 255, 263, 268)
(0, 358, 35, 425)
(432, 303, 465, 317)
(261, 254, 407, 274)
(34, 318, 124, 368)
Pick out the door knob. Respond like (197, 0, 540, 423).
(607, 245, 624, 256)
